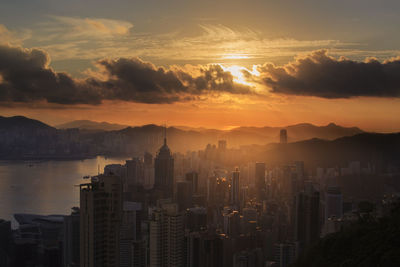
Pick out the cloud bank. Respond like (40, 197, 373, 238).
(1, 45, 400, 107)
(0, 45, 252, 105)
(260, 50, 400, 98)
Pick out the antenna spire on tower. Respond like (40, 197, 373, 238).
(163, 123, 167, 145)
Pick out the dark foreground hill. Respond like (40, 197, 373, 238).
(294, 203, 400, 267)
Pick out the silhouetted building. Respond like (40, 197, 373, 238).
(274, 243, 295, 267)
(63, 207, 80, 267)
(149, 202, 184, 267)
(144, 152, 153, 165)
(218, 140, 227, 150)
(154, 131, 174, 198)
(231, 168, 240, 208)
(144, 152, 155, 189)
(255, 163, 266, 200)
(126, 158, 144, 187)
(0, 219, 11, 266)
(280, 129, 287, 144)
(186, 207, 207, 232)
(120, 202, 146, 267)
(80, 175, 122, 267)
(325, 187, 343, 220)
(176, 181, 193, 211)
(185, 171, 199, 194)
(294, 184, 320, 251)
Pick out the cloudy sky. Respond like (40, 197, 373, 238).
(1, 0, 400, 131)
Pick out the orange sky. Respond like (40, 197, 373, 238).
(1, 1, 400, 132)
(2, 96, 400, 132)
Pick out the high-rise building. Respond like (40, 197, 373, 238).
(149, 202, 184, 267)
(176, 181, 193, 211)
(185, 231, 225, 267)
(186, 207, 207, 232)
(255, 163, 266, 200)
(126, 158, 144, 188)
(144, 152, 155, 189)
(120, 202, 146, 267)
(63, 207, 80, 267)
(218, 140, 227, 150)
(274, 243, 295, 267)
(185, 171, 199, 194)
(231, 168, 240, 208)
(294, 184, 320, 251)
(0, 219, 12, 267)
(144, 152, 153, 165)
(80, 175, 122, 267)
(154, 130, 174, 198)
(223, 210, 241, 237)
(325, 187, 343, 220)
(280, 129, 288, 144)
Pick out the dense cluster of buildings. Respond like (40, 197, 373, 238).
(1, 128, 394, 267)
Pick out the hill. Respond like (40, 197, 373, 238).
(56, 120, 129, 131)
(294, 203, 400, 267)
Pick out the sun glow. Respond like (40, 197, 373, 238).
(222, 65, 260, 86)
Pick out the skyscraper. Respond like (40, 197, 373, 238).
(280, 129, 288, 144)
(149, 202, 184, 267)
(120, 202, 145, 267)
(176, 181, 193, 211)
(218, 140, 227, 150)
(80, 175, 122, 267)
(294, 184, 320, 251)
(231, 168, 240, 208)
(126, 157, 144, 188)
(325, 187, 343, 220)
(154, 128, 174, 198)
(144, 152, 155, 189)
(185, 171, 199, 194)
(63, 207, 80, 267)
(255, 163, 266, 200)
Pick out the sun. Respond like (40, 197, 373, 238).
(221, 65, 260, 86)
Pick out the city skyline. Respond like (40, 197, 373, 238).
(1, 1, 400, 131)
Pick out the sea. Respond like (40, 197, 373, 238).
(0, 156, 128, 228)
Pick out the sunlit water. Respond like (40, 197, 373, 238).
(0, 156, 127, 227)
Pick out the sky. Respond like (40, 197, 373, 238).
(1, 0, 400, 131)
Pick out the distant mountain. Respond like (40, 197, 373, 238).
(261, 132, 400, 169)
(0, 116, 55, 131)
(0, 115, 375, 159)
(108, 123, 364, 152)
(56, 120, 129, 131)
(227, 123, 363, 146)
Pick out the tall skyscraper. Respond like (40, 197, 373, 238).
(80, 175, 122, 267)
(218, 140, 227, 150)
(149, 202, 184, 267)
(231, 168, 240, 208)
(176, 181, 193, 211)
(294, 184, 320, 251)
(255, 163, 266, 200)
(120, 202, 146, 267)
(63, 207, 80, 267)
(185, 171, 199, 194)
(325, 187, 343, 220)
(126, 157, 144, 188)
(154, 128, 174, 198)
(274, 243, 296, 267)
(280, 129, 288, 144)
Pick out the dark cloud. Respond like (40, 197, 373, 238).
(260, 50, 400, 98)
(0, 45, 102, 105)
(0, 45, 252, 105)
